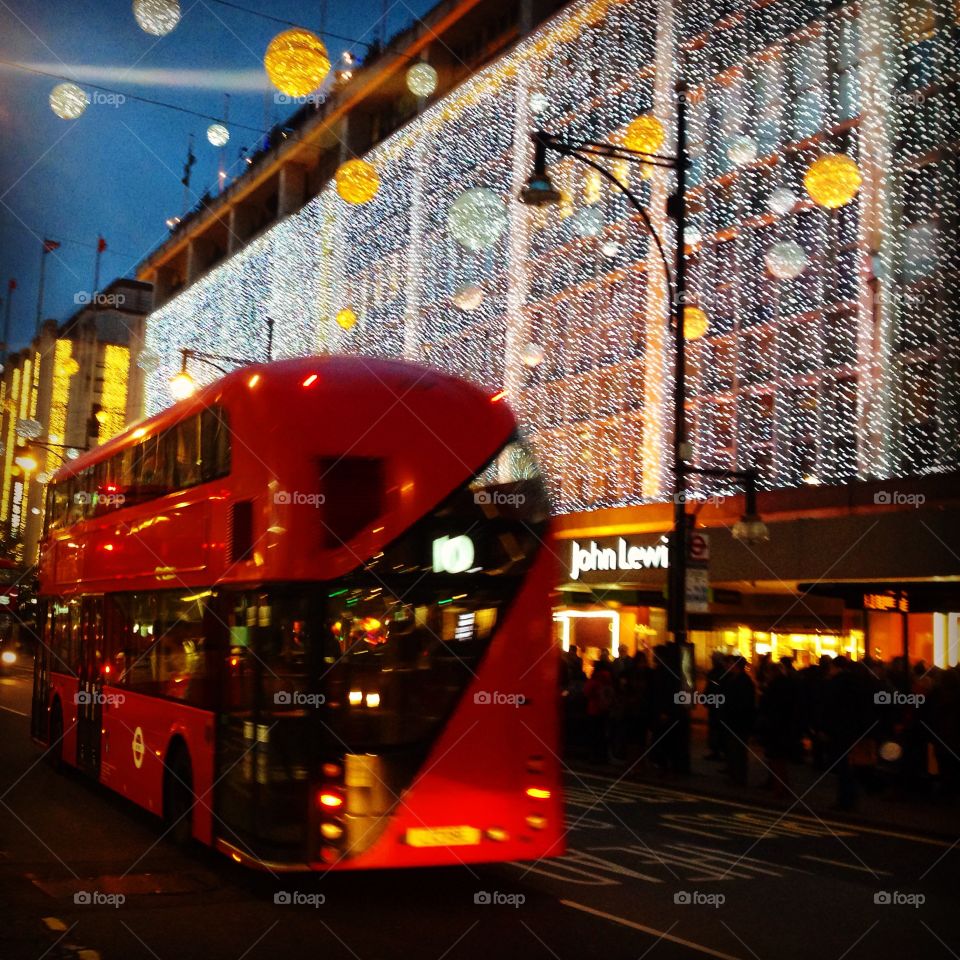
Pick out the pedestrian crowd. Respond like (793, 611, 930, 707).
(561, 646, 960, 810)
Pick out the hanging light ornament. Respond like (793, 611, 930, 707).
(406, 62, 438, 97)
(16, 418, 43, 440)
(623, 114, 665, 155)
(336, 308, 358, 330)
(804, 153, 862, 209)
(522, 343, 544, 368)
(571, 207, 604, 237)
(529, 92, 549, 115)
(768, 187, 797, 216)
(132, 0, 181, 37)
(335, 159, 380, 205)
(447, 188, 508, 251)
(451, 284, 484, 311)
(49, 82, 89, 120)
(765, 240, 809, 279)
(601, 240, 621, 259)
(728, 135, 758, 166)
(264, 28, 331, 97)
(683, 307, 709, 341)
(206, 123, 230, 147)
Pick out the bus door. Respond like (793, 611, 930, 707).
(76, 596, 104, 776)
(30, 601, 51, 743)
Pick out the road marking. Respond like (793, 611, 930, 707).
(0, 704, 29, 717)
(561, 901, 744, 960)
(573, 771, 956, 848)
(801, 855, 892, 875)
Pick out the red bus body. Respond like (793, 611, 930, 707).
(32, 356, 564, 870)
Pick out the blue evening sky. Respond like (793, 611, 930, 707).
(0, 0, 435, 353)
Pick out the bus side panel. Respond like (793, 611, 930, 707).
(100, 687, 215, 844)
(48, 672, 80, 768)
(334, 546, 565, 870)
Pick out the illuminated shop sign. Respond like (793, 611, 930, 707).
(568, 536, 669, 582)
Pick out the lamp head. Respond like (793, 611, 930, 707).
(520, 173, 562, 207)
(731, 514, 769, 544)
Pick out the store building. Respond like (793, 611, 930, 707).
(0, 278, 151, 566)
(134, 0, 958, 671)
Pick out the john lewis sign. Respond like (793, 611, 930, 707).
(568, 536, 669, 583)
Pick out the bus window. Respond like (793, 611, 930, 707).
(201, 406, 230, 483)
(132, 435, 171, 501)
(174, 414, 202, 489)
(318, 456, 385, 547)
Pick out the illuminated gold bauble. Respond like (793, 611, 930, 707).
(683, 307, 709, 341)
(406, 63, 438, 97)
(804, 153, 862, 209)
(623, 115, 665, 155)
(335, 159, 380, 205)
(264, 29, 331, 97)
(49, 82, 89, 120)
(336, 308, 358, 330)
(132, 0, 181, 36)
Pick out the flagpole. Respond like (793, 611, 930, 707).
(93, 238, 104, 296)
(35, 243, 47, 335)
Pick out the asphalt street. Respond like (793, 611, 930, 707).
(1, 667, 957, 960)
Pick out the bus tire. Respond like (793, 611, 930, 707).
(47, 700, 64, 772)
(163, 742, 194, 848)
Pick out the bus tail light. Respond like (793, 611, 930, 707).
(322, 762, 341, 779)
(318, 791, 343, 809)
(321, 822, 344, 841)
(525, 815, 547, 831)
(525, 787, 551, 800)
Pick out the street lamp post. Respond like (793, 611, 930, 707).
(520, 86, 695, 643)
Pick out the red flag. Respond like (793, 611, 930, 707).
(42, 238, 60, 253)
(97, 236, 107, 253)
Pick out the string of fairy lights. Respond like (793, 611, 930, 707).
(139, 0, 957, 513)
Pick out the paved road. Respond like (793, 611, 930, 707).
(1, 668, 957, 960)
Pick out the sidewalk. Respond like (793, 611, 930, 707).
(570, 721, 960, 840)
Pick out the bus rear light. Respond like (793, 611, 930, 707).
(321, 762, 341, 779)
(247, 373, 260, 388)
(318, 791, 343, 809)
(348, 690, 363, 706)
(365, 692, 380, 709)
(320, 847, 339, 864)
(486, 828, 509, 842)
(320, 823, 344, 841)
(302, 373, 319, 387)
(525, 815, 547, 831)
(525, 787, 551, 800)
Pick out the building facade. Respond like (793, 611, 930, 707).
(136, 0, 959, 667)
(0, 279, 152, 566)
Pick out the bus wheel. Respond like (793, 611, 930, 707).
(47, 702, 64, 772)
(163, 745, 194, 847)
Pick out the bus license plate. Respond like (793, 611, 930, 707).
(406, 826, 482, 848)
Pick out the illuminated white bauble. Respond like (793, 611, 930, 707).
(451, 284, 484, 311)
(571, 207, 604, 237)
(728, 136, 758, 166)
(768, 187, 796, 215)
(406, 63, 438, 97)
(207, 123, 229, 147)
(765, 241, 809, 279)
(601, 240, 621, 258)
(529, 93, 549, 114)
(447, 188, 508, 251)
(17, 418, 43, 440)
(522, 343, 544, 367)
(132, 0, 181, 36)
(49, 82, 89, 119)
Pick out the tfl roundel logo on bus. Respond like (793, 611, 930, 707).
(432, 535, 476, 574)
(132, 727, 145, 769)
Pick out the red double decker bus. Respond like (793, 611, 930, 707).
(31, 356, 563, 870)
